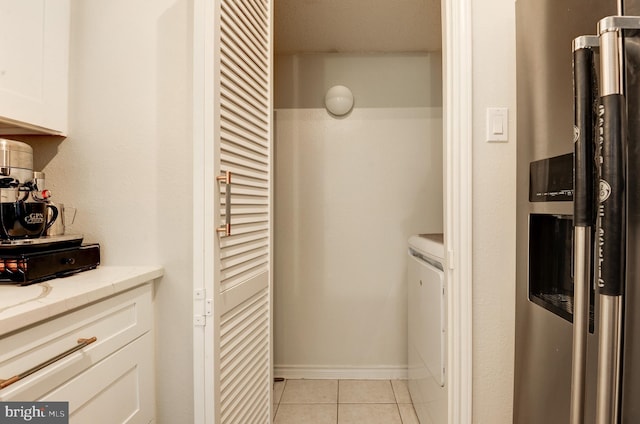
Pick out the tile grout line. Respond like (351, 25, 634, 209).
(336, 379, 340, 424)
(273, 378, 286, 422)
(397, 402, 404, 424)
(391, 379, 405, 424)
(389, 380, 395, 424)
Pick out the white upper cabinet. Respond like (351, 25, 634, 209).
(0, 0, 69, 135)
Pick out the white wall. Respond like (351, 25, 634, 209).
(274, 53, 443, 376)
(470, 0, 517, 422)
(275, 53, 442, 109)
(21, 1, 195, 422)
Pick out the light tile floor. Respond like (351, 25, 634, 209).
(273, 379, 420, 424)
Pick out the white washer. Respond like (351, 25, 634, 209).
(407, 234, 447, 424)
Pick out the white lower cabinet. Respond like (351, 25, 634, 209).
(0, 283, 155, 423)
(45, 332, 154, 424)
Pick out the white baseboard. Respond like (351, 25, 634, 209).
(274, 365, 408, 380)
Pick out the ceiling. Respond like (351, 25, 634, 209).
(274, 0, 442, 54)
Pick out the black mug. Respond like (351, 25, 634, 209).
(0, 201, 58, 239)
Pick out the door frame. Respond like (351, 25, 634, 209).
(192, 0, 216, 422)
(442, 0, 473, 422)
(191, 0, 474, 421)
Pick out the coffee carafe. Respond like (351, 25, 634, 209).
(0, 139, 58, 239)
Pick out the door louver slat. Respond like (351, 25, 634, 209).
(221, 108, 268, 141)
(221, 129, 269, 158)
(219, 168, 267, 184)
(221, 256, 268, 288)
(221, 65, 268, 108)
(220, 42, 268, 91)
(220, 150, 268, 175)
(221, 119, 269, 150)
(220, 236, 269, 258)
(221, 18, 267, 72)
(221, 86, 268, 125)
(220, 172, 268, 189)
(235, 0, 268, 39)
(221, 82, 268, 122)
(222, 1, 267, 48)
(221, 182, 268, 196)
(220, 135, 269, 164)
(246, 0, 268, 18)
(220, 6, 267, 67)
(220, 23, 266, 73)
(220, 27, 267, 82)
(220, 156, 268, 176)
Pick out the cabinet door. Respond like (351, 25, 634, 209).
(43, 333, 154, 424)
(0, 0, 69, 135)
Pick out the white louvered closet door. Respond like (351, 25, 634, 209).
(199, 0, 273, 422)
(217, 0, 272, 421)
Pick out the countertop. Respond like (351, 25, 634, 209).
(408, 233, 445, 260)
(0, 265, 164, 335)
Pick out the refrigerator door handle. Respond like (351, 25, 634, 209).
(571, 35, 599, 424)
(595, 23, 627, 424)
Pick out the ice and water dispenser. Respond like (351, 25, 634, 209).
(528, 153, 595, 331)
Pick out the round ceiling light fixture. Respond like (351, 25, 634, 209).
(325, 85, 354, 117)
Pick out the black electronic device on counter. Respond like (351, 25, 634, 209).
(0, 236, 100, 285)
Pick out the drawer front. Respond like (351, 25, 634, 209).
(0, 283, 152, 400)
(44, 332, 154, 424)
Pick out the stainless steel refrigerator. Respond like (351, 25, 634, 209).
(515, 0, 640, 422)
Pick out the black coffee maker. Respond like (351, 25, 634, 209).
(0, 138, 100, 285)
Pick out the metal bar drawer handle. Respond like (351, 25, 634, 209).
(217, 171, 232, 237)
(0, 337, 97, 390)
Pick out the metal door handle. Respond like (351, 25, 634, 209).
(217, 171, 232, 236)
(570, 36, 598, 424)
(0, 337, 98, 390)
(595, 21, 627, 424)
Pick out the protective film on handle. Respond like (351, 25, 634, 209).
(573, 47, 597, 227)
(597, 94, 626, 296)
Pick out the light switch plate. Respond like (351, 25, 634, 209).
(486, 107, 509, 142)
